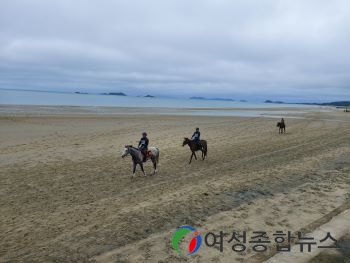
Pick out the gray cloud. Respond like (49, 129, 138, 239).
(0, 0, 350, 101)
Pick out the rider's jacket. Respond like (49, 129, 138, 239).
(138, 137, 149, 149)
(191, 131, 200, 141)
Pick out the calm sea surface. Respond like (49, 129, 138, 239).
(0, 89, 317, 117)
(0, 89, 304, 108)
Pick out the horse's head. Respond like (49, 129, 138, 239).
(182, 138, 190, 147)
(277, 122, 281, 127)
(121, 145, 132, 158)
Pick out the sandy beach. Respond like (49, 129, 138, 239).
(0, 105, 349, 262)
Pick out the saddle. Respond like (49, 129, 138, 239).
(141, 150, 153, 162)
(195, 141, 202, 150)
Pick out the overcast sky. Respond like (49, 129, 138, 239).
(0, 0, 350, 102)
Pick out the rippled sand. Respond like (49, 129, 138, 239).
(0, 105, 349, 262)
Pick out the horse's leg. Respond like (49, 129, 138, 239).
(202, 144, 207, 159)
(189, 152, 194, 164)
(194, 152, 197, 160)
(202, 149, 207, 160)
(139, 163, 146, 176)
(152, 158, 157, 175)
(132, 162, 136, 177)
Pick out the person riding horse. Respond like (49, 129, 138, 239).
(277, 118, 286, 133)
(138, 132, 149, 162)
(191, 127, 202, 150)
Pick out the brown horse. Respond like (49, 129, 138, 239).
(182, 138, 207, 164)
(277, 122, 286, 134)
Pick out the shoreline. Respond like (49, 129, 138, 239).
(0, 104, 334, 119)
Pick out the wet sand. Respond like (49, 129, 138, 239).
(0, 105, 349, 262)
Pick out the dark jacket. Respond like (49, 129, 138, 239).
(138, 137, 149, 150)
(191, 131, 200, 141)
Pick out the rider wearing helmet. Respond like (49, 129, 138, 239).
(138, 132, 149, 162)
(191, 127, 202, 149)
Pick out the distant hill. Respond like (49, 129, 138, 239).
(74, 91, 88, 94)
(264, 100, 284, 104)
(190, 97, 234, 101)
(265, 100, 350, 107)
(101, 92, 127, 96)
(312, 101, 350, 107)
(144, 94, 155, 98)
(212, 98, 235, 101)
(189, 96, 206, 100)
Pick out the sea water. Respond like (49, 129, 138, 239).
(0, 89, 316, 117)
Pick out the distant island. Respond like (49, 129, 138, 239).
(190, 97, 234, 102)
(74, 91, 88, 94)
(310, 101, 350, 107)
(265, 100, 350, 107)
(101, 92, 127, 96)
(265, 100, 284, 104)
(144, 94, 155, 98)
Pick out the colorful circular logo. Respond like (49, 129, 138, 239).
(172, 226, 202, 256)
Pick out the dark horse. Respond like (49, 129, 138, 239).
(121, 145, 159, 177)
(182, 138, 207, 164)
(277, 122, 286, 134)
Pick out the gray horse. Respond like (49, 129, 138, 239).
(121, 145, 159, 177)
